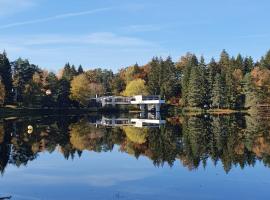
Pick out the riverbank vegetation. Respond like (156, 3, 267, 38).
(0, 50, 270, 111)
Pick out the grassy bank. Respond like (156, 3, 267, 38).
(176, 107, 248, 116)
(0, 107, 100, 118)
(0, 104, 143, 118)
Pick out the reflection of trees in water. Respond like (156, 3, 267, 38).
(0, 114, 270, 174)
(180, 114, 270, 172)
(0, 122, 11, 174)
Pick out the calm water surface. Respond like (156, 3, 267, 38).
(0, 114, 269, 200)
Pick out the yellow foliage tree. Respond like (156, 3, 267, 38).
(70, 120, 106, 151)
(123, 126, 148, 144)
(70, 74, 104, 106)
(122, 78, 149, 96)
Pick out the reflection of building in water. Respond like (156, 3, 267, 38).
(93, 116, 166, 128)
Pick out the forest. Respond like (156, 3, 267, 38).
(0, 49, 270, 110)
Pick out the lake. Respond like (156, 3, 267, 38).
(0, 113, 269, 200)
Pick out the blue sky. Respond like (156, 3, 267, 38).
(0, 0, 270, 72)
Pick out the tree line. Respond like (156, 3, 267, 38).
(0, 50, 270, 109)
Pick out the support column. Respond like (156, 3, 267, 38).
(112, 97, 116, 107)
(155, 104, 160, 112)
(140, 104, 145, 111)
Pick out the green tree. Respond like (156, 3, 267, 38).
(224, 70, 237, 108)
(261, 50, 270, 69)
(77, 65, 84, 74)
(12, 58, 40, 104)
(181, 54, 198, 106)
(112, 74, 126, 95)
(243, 74, 258, 108)
(0, 77, 5, 106)
(187, 66, 204, 107)
(61, 63, 77, 81)
(219, 50, 237, 108)
(234, 54, 244, 71)
(207, 58, 219, 106)
(0, 52, 12, 104)
(148, 57, 180, 100)
(243, 56, 254, 74)
(160, 56, 181, 100)
(147, 57, 162, 95)
(211, 74, 226, 108)
(219, 49, 231, 69)
(56, 79, 71, 107)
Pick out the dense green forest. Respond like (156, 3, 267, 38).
(0, 50, 270, 110)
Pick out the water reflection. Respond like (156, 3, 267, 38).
(0, 114, 270, 175)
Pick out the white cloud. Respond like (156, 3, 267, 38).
(0, 32, 155, 47)
(122, 24, 161, 33)
(0, 7, 113, 29)
(0, 0, 36, 16)
(0, 33, 161, 70)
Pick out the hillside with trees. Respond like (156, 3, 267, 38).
(0, 50, 270, 111)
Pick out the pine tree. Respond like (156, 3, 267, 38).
(199, 56, 209, 107)
(0, 52, 13, 104)
(181, 54, 198, 106)
(77, 65, 84, 74)
(224, 69, 237, 108)
(243, 56, 254, 74)
(148, 57, 162, 95)
(187, 66, 204, 107)
(207, 58, 219, 106)
(160, 56, 180, 100)
(261, 50, 270, 69)
(62, 63, 77, 81)
(219, 49, 231, 69)
(219, 50, 237, 109)
(235, 54, 244, 71)
(211, 74, 226, 108)
(0, 77, 5, 106)
(12, 58, 39, 104)
(243, 74, 258, 108)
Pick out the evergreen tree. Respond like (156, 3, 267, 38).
(147, 57, 162, 95)
(243, 74, 258, 108)
(0, 76, 5, 106)
(219, 50, 237, 109)
(160, 56, 180, 100)
(56, 79, 71, 107)
(224, 69, 237, 108)
(219, 49, 231, 69)
(211, 74, 226, 108)
(243, 56, 254, 74)
(62, 63, 77, 81)
(112, 74, 126, 95)
(77, 65, 84, 74)
(207, 58, 219, 106)
(0, 52, 13, 103)
(12, 58, 39, 104)
(181, 54, 198, 106)
(187, 66, 204, 107)
(235, 54, 244, 71)
(199, 56, 209, 107)
(261, 50, 270, 69)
